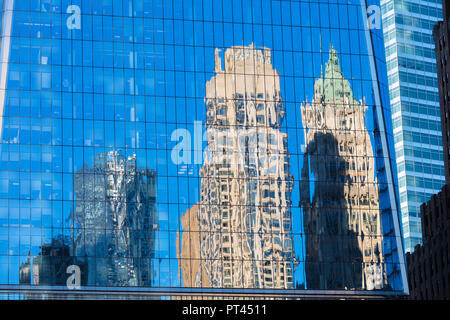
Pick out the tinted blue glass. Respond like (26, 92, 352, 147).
(0, 0, 407, 297)
(380, 0, 444, 254)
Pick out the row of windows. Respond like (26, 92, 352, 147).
(399, 70, 438, 88)
(404, 205, 420, 217)
(5, 43, 375, 76)
(384, 12, 441, 32)
(0, 1, 405, 293)
(0, 139, 392, 155)
(1, 89, 384, 118)
(388, 70, 438, 89)
(402, 220, 422, 235)
(388, 84, 439, 102)
(0, 173, 396, 199)
(6, 69, 382, 97)
(10, 27, 370, 63)
(0, 200, 395, 228)
(387, 56, 437, 79)
(0, 119, 386, 144)
(384, 27, 435, 49)
(391, 100, 440, 118)
(403, 236, 422, 252)
(0, 156, 394, 182)
(12, 13, 373, 40)
(12, 0, 369, 29)
(401, 209, 419, 220)
(385, 42, 437, 60)
(399, 189, 439, 205)
(8, 40, 372, 70)
(396, 27, 435, 46)
(408, 240, 450, 298)
(10, 29, 369, 62)
(0, 238, 399, 263)
(0, 229, 399, 243)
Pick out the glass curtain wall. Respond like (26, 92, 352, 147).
(381, 0, 445, 254)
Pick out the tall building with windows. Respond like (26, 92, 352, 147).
(0, 0, 408, 299)
(381, 0, 446, 253)
(300, 46, 386, 290)
(405, 0, 450, 300)
(434, 0, 450, 183)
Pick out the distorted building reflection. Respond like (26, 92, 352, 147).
(178, 45, 295, 289)
(72, 151, 158, 286)
(301, 46, 386, 290)
(19, 235, 87, 287)
(177, 205, 210, 288)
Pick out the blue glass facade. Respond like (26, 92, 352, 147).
(381, 0, 445, 253)
(0, 0, 407, 298)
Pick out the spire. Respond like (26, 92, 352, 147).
(316, 44, 357, 105)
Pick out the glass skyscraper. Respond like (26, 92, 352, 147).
(381, 0, 445, 253)
(0, 0, 408, 299)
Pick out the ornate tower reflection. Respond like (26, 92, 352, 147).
(178, 45, 295, 289)
(301, 46, 386, 290)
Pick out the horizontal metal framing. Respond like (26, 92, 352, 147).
(0, 284, 407, 299)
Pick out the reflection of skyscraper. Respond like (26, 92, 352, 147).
(179, 45, 295, 289)
(19, 235, 87, 287)
(0, 0, 411, 299)
(301, 46, 386, 290)
(72, 151, 158, 286)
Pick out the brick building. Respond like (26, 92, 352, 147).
(406, 185, 450, 299)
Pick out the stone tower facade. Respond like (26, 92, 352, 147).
(301, 46, 386, 290)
